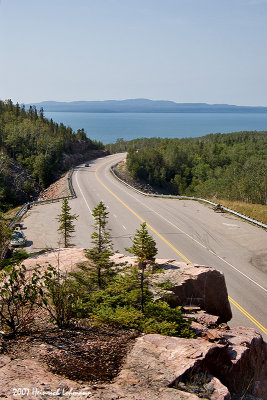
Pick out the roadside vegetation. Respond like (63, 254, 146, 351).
(0, 99, 104, 212)
(212, 199, 267, 225)
(107, 132, 267, 207)
(0, 201, 193, 339)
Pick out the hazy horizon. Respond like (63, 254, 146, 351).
(22, 98, 267, 109)
(1, 0, 266, 106)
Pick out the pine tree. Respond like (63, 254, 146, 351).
(39, 107, 44, 121)
(57, 199, 78, 247)
(86, 201, 113, 289)
(126, 222, 157, 312)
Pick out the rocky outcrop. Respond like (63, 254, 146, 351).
(111, 254, 232, 323)
(91, 328, 267, 400)
(153, 260, 232, 323)
(38, 172, 70, 200)
(17, 251, 266, 399)
(22, 248, 88, 273)
(60, 148, 107, 170)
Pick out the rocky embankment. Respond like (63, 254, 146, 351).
(38, 172, 71, 201)
(1, 250, 266, 399)
(38, 149, 108, 201)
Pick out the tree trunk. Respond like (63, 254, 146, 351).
(140, 263, 145, 313)
(98, 267, 101, 289)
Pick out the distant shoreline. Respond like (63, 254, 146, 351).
(39, 110, 267, 114)
(24, 99, 267, 114)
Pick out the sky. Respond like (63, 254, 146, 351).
(0, 0, 267, 106)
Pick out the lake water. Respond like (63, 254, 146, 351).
(44, 112, 267, 144)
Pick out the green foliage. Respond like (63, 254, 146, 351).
(126, 222, 158, 265)
(57, 198, 78, 247)
(0, 264, 41, 334)
(126, 222, 158, 312)
(0, 256, 193, 337)
(22, 181, 34, 196)
(39, 265, 81, 328)
(141, 301, 193, 337)
(155, 279, 174, 290)
(89, 279, 192, 337)
(105, 137, 163, 154)
(70, 261, 193, 338)
(0, 248, 29, 269)
(90, 267, 153, 310)
(92, 305, 144, 330)
(86, 201, 114, 289)
(0, 99, 103, 209)
(124, 132, 267, 205)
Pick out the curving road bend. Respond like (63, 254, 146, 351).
(67, 153, 267, 340)
(23, 153, 267, 340)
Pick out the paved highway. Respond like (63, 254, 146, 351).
(25, 153, 267, 340)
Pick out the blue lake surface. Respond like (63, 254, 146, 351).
(44, 112, 267, 144)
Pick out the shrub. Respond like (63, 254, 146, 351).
(0, 264, 41, 334)
(0, 249, 29, 268)
(93, 305, 143, 330)
(39, 265, 82, 328)
(142, 301, 194, 338)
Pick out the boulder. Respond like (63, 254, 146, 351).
(152, 260, 232, 322)
(91, 334, 230, 399)
(111, 255, 232, 322)
(91, 328, 267, 400)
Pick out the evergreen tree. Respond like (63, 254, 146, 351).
(57, 199, 78, 247)
(86, 201, 113, 289)
(126, 222, 157, 312)
(39, 107, 44, 121)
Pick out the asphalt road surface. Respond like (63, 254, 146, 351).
(24, 153, 267, 340)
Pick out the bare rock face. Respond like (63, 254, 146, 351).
(219, 327, 267, 399)
(18, 252, 266, 399)
(153, 259, 232, 323)
(22, 248, 88, 273)
(91, 328, 267, 400)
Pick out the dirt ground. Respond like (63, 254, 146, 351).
(0, 323, 139, 400)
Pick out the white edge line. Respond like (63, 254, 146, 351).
(106, 160, 267, 294)
(74, 170, 92, 215)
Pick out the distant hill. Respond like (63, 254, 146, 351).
(25, 99, 267, 113)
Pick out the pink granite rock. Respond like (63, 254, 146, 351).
(91, 328, 266, 400)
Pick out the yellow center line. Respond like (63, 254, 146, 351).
(95, 164, 190, 263)
(95, 159, 267, 336)
(229, 296, 267, 335)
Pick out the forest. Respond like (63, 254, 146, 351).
(0, 100, 103, 211)
(108, 132, 267, 205)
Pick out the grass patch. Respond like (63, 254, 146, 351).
(211, 199, 267, 225)
(172, 371, 214, 399)
(4, 205, 23, 220)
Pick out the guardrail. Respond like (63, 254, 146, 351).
(8, 168, 77, 229)
(8, 161, 267, 231)
(110, 164, 267, 230)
